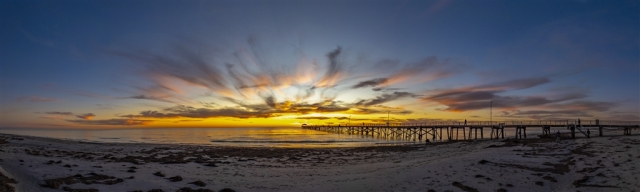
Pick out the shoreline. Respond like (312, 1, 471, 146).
(1, 133, 639, 191)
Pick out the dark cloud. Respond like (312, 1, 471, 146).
(426, 77, 550, 101)
(421, 77, 618, 120)
(319, 47, 344, 86)
(350, 108, 412, 115)
(294, 116, 350, 120)
(67, 119, 152, 126)
(422, 77, 555, 111)
(121, 106, 276, 119)
(546, 101, 614, 111)
(372, 87, 403, 92)
(127, 95, 172, 103)
(199, 102, 218, 108)
(355, 92, 413, 106)
(44, 111, 73, 116)
(500, 110, 594, 120)
(109, 41, 465, 119)
(352, 78, 388, 89)
(76, 113, 96, 120)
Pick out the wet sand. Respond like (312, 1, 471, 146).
(1, 133, 638, 191)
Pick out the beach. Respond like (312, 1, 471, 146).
(1, 133, 639, 192)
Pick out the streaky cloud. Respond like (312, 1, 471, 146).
(67, 119, 152, 126)
(75, 113, 96, 120)
(44, 111, 73, 116)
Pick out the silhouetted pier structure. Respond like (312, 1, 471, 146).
(302, 120, 640, 142)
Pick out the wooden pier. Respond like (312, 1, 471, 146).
(302, 120, 640, 143)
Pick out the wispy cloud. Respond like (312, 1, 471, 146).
(355, 92, 414, 107)
(76, 113, 96, 120)
(352, 56, 460, 90)
(67, 119, 152, 126)
(352, 78, 388, 89)
(44, 111, 73, 116)
(421, 77, 554, 111)
(17, 96, 56, 102)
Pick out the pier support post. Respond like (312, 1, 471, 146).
(599, 126, 603, 136)
(432, 128, 436, 141)
(541, 126, 550, 138)
(570, 125, 575, 139)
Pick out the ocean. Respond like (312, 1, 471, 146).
(0, 127, 417, 148)
(0, 126, 589, 148)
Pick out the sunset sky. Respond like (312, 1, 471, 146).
(1, 0, 638, 128)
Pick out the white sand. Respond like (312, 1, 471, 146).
(1, 133, 638, 192)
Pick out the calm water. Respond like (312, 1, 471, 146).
(0, 127, 593, 148)
(0, 127, 414, 148)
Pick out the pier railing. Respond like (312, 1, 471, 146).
(303, 120, 640, 127)
(301, 120, 639, 143)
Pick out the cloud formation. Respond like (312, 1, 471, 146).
(67, 119, 152, 126)
(76, 113, 96, 120)
(17, 96, 56, 102)
(355, 92, 414, 107)
(422, 77, 555, 111)
(44, 111, 73, 116)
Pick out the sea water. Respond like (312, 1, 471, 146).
(0, 127, 415, 148)
(0, 127, 590, 148)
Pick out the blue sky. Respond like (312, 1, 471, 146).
(1, 0, 638, 128)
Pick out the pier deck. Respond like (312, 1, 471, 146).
(302, 120, 639, 142)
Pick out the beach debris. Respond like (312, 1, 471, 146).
(541, 175, 557, 182)
(177, 187, 214, 192)
(127, 169, 136, 173)
(0, 171, 18, 192)
(147, 189, 164, 192)
(153, 171, 165, 177)
(218, 188, 236, 192)
(572, 176, 618, 188)
(61, 186, 99, 192)
(64, 164, 72, 168)
(42, 173, 123, 189)
(204, 163, 218, 167)
(452, 181, 479, 192)
(167, 175, 183, 182)
(189, 180, 207, 187)
(535, 181, 544, 186)
(496, 189, 507, 192)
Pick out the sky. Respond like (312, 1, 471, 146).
(0, 0, 638, 129)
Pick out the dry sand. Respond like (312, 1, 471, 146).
(0, 133, 638, 192)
